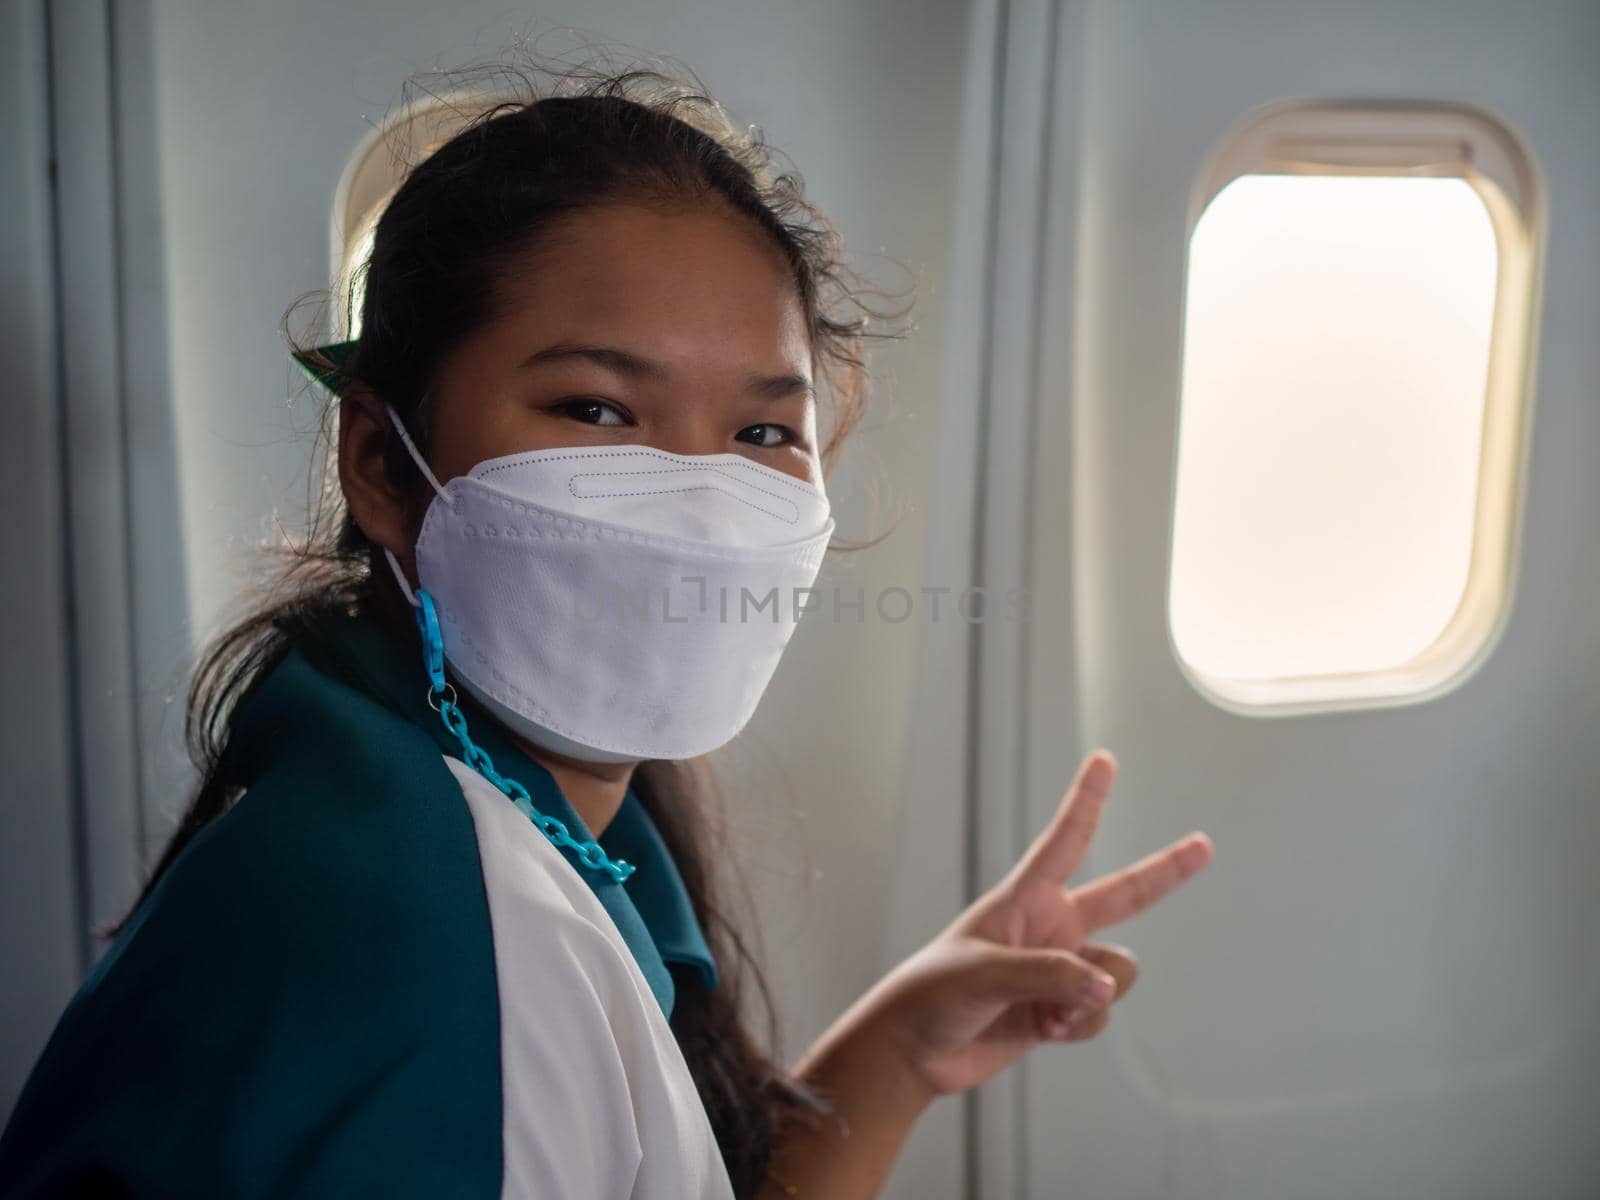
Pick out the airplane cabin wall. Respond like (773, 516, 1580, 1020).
(1014, 2, 1600, 1196)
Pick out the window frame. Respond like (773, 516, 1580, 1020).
(328, 90, 501, 338)
(1166, 98, 1548, 717)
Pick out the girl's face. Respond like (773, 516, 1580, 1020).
(425, 201, 822, 488)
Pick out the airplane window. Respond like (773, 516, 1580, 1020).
(332, 93, 488, 339)
(1167, 101, 1544, 715)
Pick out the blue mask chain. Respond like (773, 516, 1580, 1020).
(412, 586, 638, 885)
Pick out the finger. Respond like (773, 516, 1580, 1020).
(1034, 942, 1136, 1037)
(1078, 941, 1139, 999)
(1037, 990, 1114, 1041)
(1061, 1002, 1111, 1041)
(985, 944, 1118, 1012)
(1041, 994, 1116, 1041)
(1073, 831, 1214, 934)
(1010, 749, 1118, 888)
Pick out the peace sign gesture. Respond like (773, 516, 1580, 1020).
(858, 750, 1214, 1098)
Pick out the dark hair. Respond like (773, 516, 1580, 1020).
(111, 46, 912, 1198)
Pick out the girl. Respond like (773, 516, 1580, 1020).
(0, 58, 1214, 1199)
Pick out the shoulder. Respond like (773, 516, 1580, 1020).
(0, 656, 504, 1198)
(119, 659, 497, 1016)
(442, 755, 653, 1020)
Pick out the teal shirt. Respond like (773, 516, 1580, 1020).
(0, 612, 718, 1197)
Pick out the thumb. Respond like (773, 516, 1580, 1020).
(979, 944, 1118, 1010)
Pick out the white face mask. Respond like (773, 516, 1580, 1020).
(381, 405, 834, 762)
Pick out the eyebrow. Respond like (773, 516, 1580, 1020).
(521, 342, 815, 401)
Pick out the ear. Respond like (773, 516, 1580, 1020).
(338, 384, 417, 575)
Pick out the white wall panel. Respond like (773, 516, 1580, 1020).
(1022, 2, 1600, 1196)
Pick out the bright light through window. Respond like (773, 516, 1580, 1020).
(1171, 174, 1499, 686)
(1167, 100, 1544, 715)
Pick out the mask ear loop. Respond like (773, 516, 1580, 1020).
(383, 548, 420, 608)
(385, 403, 450, 501)
(380, 403, 449, 609)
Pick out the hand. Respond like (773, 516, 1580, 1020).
(866, 750, 1214, 1098)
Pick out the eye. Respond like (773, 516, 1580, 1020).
(554, 398, 630, 427)
(735, 423, 797, 448)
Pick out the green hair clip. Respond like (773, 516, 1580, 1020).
(290, 338, 359, 393)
